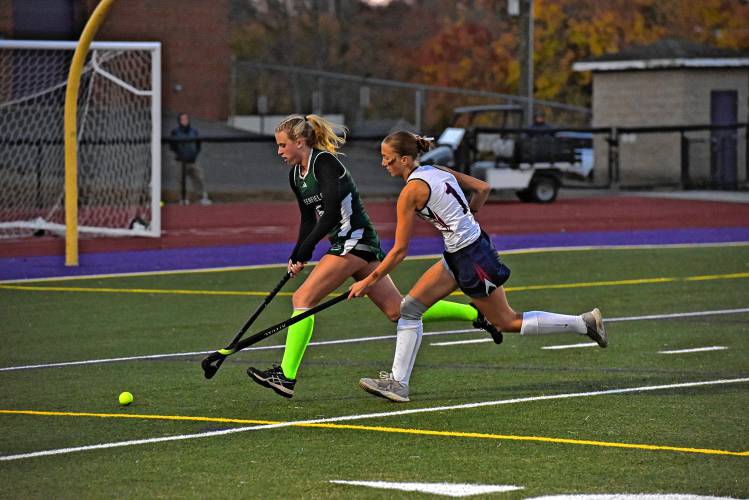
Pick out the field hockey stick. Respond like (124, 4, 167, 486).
(201, 271, 291, 379)
(201, 291, 349, 379)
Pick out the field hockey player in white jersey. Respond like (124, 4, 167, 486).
(349, 131, 607, 402)
(247, 116, 503, 399)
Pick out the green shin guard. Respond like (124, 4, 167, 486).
(421, 300, 478, 323)
(280, 310, 315, 380)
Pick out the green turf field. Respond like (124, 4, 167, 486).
(1, 245, 748, 499)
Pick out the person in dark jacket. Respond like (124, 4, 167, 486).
(170, 113, 210, 204)
(529, 110, 553, 135)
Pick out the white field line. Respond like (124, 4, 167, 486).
(542, 342, 599, 350)
(328, 480, 524, 496)
(603, 307, 749, 322)
(2, 377, 747, 462)
(0, 329, 474, 372)
(659, 346, 728, 354)
(0, 350, 216, 372)
(431, 338, 495, 347)
(2, 308, 748, 372)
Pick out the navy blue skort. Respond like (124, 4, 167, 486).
(443, 232, 511, 298)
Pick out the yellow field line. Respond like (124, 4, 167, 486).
(1, 272, 747, 297)
(4, 243, 747, 286)
(0, 409, 276, 425)
(305, 423, 749, 457)
(2, 409, 746, 458)
(0, 285, 293, 297)
(504, 277, 675, 292)
(685, 272, 749, 281)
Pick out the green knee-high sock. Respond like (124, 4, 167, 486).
(421, 300, 477, 323)
(280, 310, 315, 380)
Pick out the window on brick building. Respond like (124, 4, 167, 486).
(12, 0, 75, 40)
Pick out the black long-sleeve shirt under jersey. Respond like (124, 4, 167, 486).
(288, 150, 378, 263)
(288, 152, 344, 263)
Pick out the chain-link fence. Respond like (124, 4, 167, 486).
(161, 122, 746, 203)
(230, 61, 592, 136)
(167, 62, 749, 201)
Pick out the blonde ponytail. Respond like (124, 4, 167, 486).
(275, 114, 347, 154)
(306, 114, 346, 154)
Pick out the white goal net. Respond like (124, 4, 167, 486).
(0, 40, 161, 238)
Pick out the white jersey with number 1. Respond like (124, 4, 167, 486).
(407, 165, 481, 253)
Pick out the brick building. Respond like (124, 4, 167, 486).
(574, 39, 749, 188)
(0, 0, 230, 121)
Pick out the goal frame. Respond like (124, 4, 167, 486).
(0, 39, 162, 240)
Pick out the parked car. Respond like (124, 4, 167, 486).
(420, 105, 594, 203)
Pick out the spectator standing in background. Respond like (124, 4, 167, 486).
(529, 110, 553, 136)
(170, 112, 211, 205)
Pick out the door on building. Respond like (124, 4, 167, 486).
(710, 90, 738, 190)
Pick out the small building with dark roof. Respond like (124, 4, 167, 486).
(574, 38, 748, 188)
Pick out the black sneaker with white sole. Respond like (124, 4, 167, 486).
(247, 364, 296, 398)
(470, 303, 503, 344)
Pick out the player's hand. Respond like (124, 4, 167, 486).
(288, 260, 305, 276)
(348, 278, 371, 299)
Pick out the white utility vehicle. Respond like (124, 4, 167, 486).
(420, 105, 593, 203)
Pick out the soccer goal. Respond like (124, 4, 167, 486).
(0, 40, 161, 239)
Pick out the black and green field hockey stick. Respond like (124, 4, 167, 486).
(201, 271, 291, 379)
(201, 291, 349, 379)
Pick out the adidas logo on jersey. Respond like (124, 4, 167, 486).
(301, 182, 307, 188)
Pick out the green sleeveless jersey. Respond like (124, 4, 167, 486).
(293, 149, 383, 259)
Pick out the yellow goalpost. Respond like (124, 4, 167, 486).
(64, 0, 117, 266)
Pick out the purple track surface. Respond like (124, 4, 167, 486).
(2, 226, 747, 281)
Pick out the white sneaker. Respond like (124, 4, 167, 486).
(582, 308, 608, 348)
(200, 196, 212, 205)
(359, 371, 410, 402)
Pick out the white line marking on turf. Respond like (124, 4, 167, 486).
(328, 480, 523, 497)
(0, 329, 476, 372)
(659, 346, 728, 354)
(1, 377, 747, 462)
(2, 306, 748, 372)
(0, 351, 216, 372)
(604, 307, 749, 322)
(431, 338, 494, 346)
(542, 342, 599, 350)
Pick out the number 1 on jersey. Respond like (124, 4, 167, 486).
(445, 182, 468, 214)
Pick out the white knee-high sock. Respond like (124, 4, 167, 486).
(391, 318, 423, 385)
(520, 311, 586, 336)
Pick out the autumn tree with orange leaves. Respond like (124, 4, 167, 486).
(415, 0, 748, 109)
(230, 0, 749, 127)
